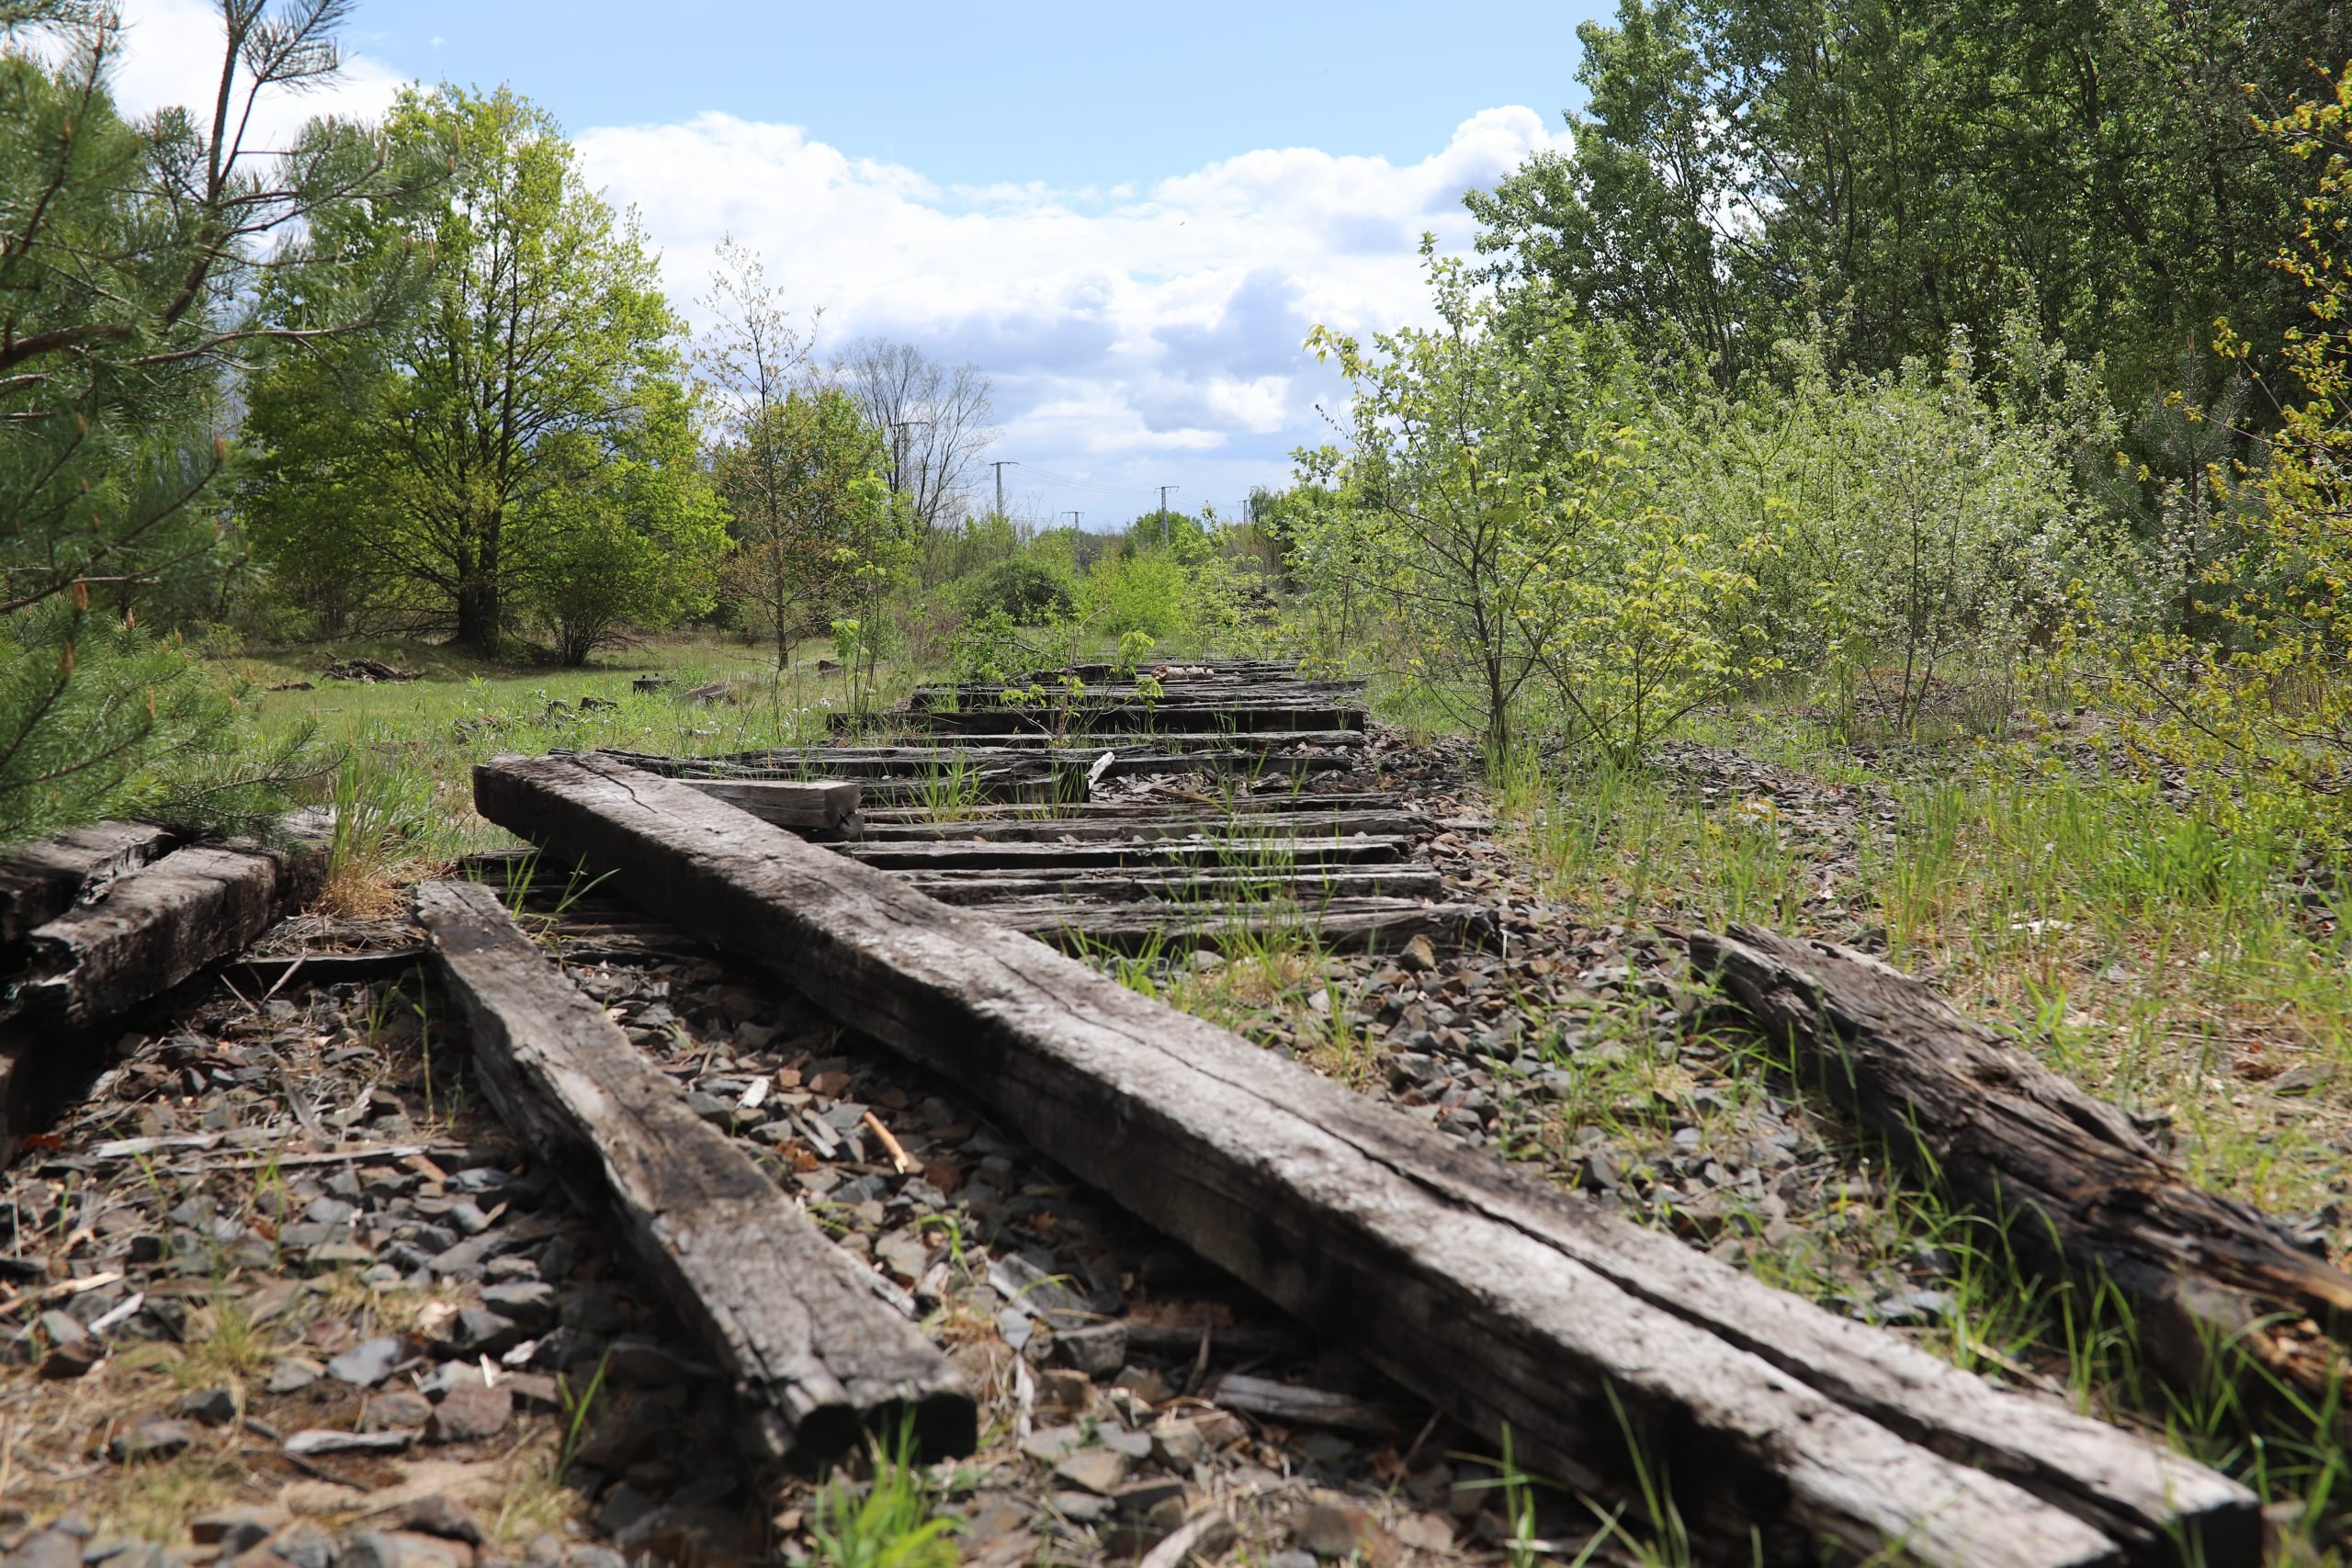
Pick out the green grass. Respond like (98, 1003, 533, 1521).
(1483, 705, 2352, 1559)
(222, 632, 932, 863)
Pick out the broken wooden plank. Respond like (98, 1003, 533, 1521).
(678, 777, 863, 840)
(412, 879, 975, 1463)
(0, 821, 178, 949)
(474, 751, 2251, 1566)
(18, 844, 289, 1029)
(1685, 924, 2352, 1393)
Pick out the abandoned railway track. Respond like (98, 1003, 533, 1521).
(2, 661, 2343, 1565)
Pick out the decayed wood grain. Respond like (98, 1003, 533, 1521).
(18, 844, 287, 1029)
(473, 750, 2254, 1567)
(0, 822, 177, 949)
(413, 879, 974, 1463)
(1686, 923, 2352, 1391)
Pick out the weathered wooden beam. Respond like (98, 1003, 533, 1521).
(412, 880, 975, 1464)
(1000, 897, 1498, 955)
(473, 752, 2252, 1566)
(840, 833, 1409, 873)
(1685, 924, 2352, 1393)
(0, 822, 178, 949)
(18, 845, 289, 1029)
(904, 704, 1364, 737)
(857, 808, 1423, 843)
(899, 863, 1447, 907)
(678, 777, 862, 840)
(859, 792, 1408, 825)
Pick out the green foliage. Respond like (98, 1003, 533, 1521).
(2084, 65, 2352, 832)
(1078, 551, 1190, 640)
(1300, 243, 1690, 762)
(243, 85, 717, 655)
(965, 556, 1074, 625)
(0, 2, 404, 836)
(1657, 321, 2121, 736)
(1470, 0, 2336, 402)
(719, 388, 892, 668)
(798, 1423, 961, 1568)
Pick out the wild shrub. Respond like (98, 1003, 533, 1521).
(966, 558, 1075, 625)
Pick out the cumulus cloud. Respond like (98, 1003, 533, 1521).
(96, 2, 1571, 521)
(107, 0, 405, 147)
(577, 105, 1571, 518)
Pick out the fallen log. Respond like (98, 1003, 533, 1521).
(0, 822, 178, 949)
(412, 880, 974, 1463)
(1684, 924, 2352, 1391)
(473, 752, 2252, 1566)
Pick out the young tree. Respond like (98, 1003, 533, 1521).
(526, 378, 727, 665)
(0, 0, 418, 835)
(718, 389, 889, 670)
(828, 339, 994, 579)
(243, 85, 715, 654)
(1300, 247, 1628, 763)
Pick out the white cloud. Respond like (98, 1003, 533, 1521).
(95, 2, 1572, 522)
(577, 106, 1572, 520)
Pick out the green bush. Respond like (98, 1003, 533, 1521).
(1080, 553, 1191, 639)
(967, 558, 1076, 625)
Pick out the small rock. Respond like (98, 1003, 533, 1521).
(191, 1506, 290, 1551)
(427, 1380, 512, 1443)
(10, 1532, 84, 1568)
(1395, 1513, 1453, 1551)
(1050, 1321, 1127, 1376)
(263, 1524, 339, 1568)
(1294, 1494, 1383, 1559)
(342, 1531, 471, 1568)
(327, 1337, 405, 1387)
(1052, 1446, 1132, 1495)
(266, 1358, 322, 1394)
(1396, 936, 1438, 975)
(364, 1391, 435, 1431)
(401, 1497, 485, 1546)
(444, 1310, 520, 1357)
(1034, 1368, 1093, 1420)
(480, 1282, 557, 1333)
(37, 1338, 101, 1381)
(1050, 1491, 1113, 1525)
(1112, 1477, 1185, 1517)
(108, 1416, 197, 1461)
(179, 1386, 239, 1427)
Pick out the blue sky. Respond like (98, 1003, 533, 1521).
(114, 0, 1611, 528)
